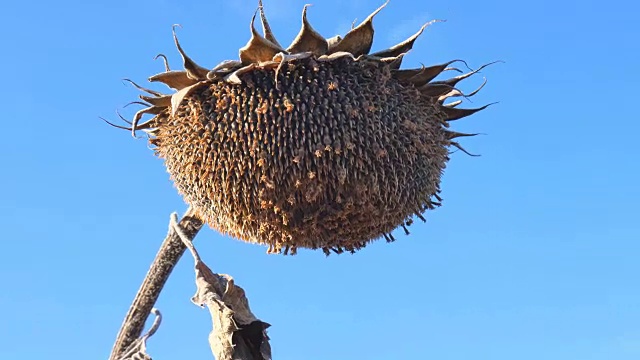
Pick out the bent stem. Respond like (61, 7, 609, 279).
(109, 206, 204, 360)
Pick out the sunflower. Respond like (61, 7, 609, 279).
(107, 1, 496, 254)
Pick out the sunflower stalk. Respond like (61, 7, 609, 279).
(109, 209, 269, 360)
(113, 309, 163, 360)
(109, 207, 203, 360)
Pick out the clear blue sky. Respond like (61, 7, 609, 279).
(1, 0, 638, 359)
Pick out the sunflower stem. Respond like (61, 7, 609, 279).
(109, 206, 203, 360)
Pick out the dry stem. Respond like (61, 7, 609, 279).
(109, 207, 203, 360)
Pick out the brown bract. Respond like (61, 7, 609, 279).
(109, 1, 496, 254)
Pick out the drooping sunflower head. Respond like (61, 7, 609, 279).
(107, 1, 497, 255)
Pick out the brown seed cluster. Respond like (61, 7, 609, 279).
(109, 1, 495, 254)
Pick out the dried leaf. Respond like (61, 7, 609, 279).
(170, 213, 272, 360)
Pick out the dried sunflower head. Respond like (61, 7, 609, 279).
(108, 1, 497, 255)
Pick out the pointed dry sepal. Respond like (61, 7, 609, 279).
(211, 59, 244, 73)
(326, 35, 342, 48)
(172, 25, 210, 80)
(258, 0, 282, 48)
(450, 142, 481, 157)
(381, 53, 405, 69)
(371, 19, 440, 58)
(442, 99, 463, 108)
(206, 60, 244, 80)
(101, 112, 159, 134)
(154, 54, 171, 72)
(393, 60, 463, 87)
(123, 101, 152, 111)
(122, 78, 165, 97)
(437, 78, 488, 103)
(239, 11, 286, 64)
(445, 130, 480, 139)
(130, 106, 164, 138)
(418, 83, 458, 97)
(100, 116, 131, 131)
(437, 88, 464, 102)
(139, 94, 172, 107)
(170, 83, 206, 116)
(440, 102, 496, 121)
(465, 77, 488, 98)
(433, 60, 502, 87)
(272, 52, 314, 82)
(391, 65, 424, 82)
(223, 64, 257, 84)
(328, 0, 389, 57)
(148, 71, 199, 91)
(287, 5, 329, 56)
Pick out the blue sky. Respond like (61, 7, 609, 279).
(1, 0, 639, 359)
